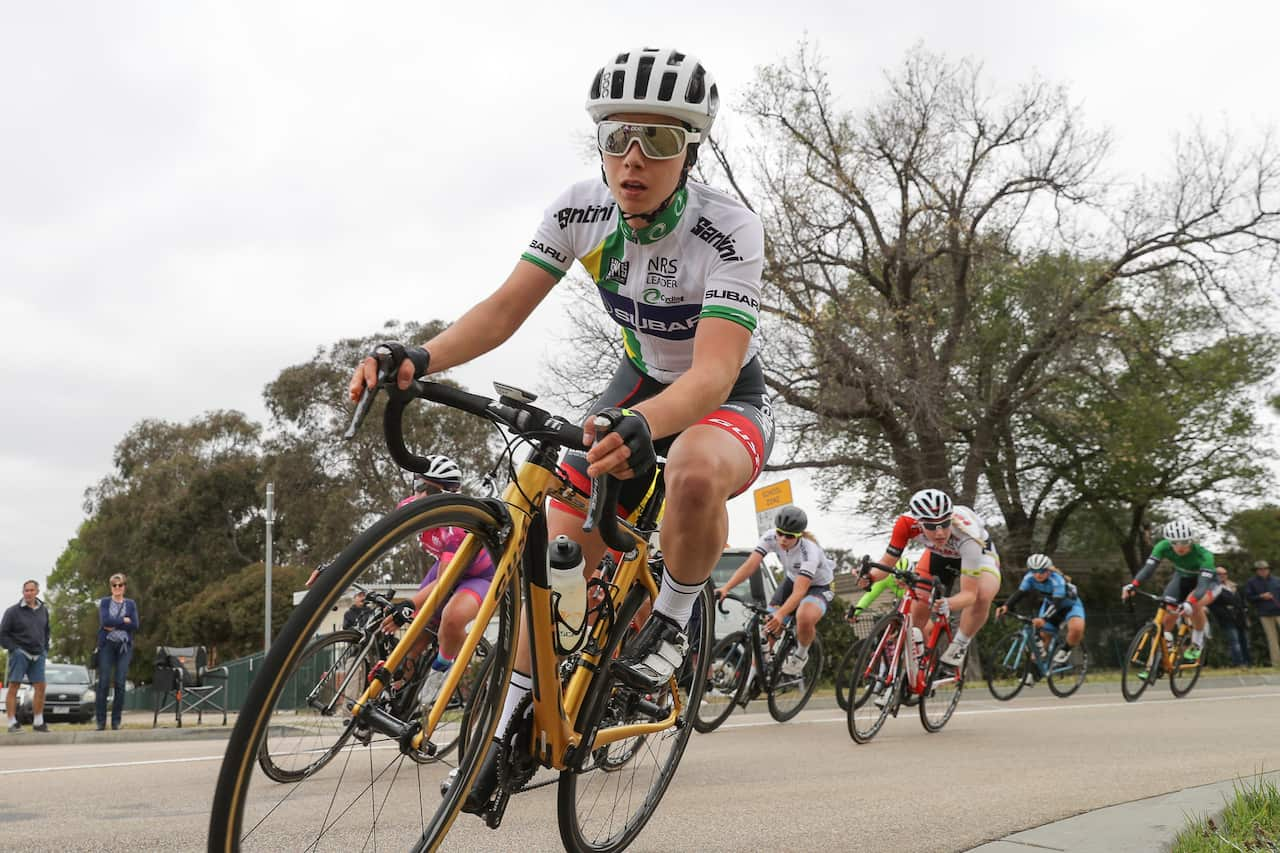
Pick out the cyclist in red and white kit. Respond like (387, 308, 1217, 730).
(868, 489, 1001, 667)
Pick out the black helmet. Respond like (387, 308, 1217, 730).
(774, 505, 808, 536)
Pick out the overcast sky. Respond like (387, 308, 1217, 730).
(3, 1, 1278, 603)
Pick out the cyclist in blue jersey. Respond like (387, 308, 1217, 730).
(995, 554, 1086, 676)
(352, 47, 772, 814)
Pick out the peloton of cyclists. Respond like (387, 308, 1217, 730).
(867, 488, 1001, 668)
(995, 553, 1086, 682)
(1121, 519, 1219, 663)
(716, 505, 836, 676)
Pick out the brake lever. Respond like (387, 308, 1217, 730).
(344, 346, 395, 440)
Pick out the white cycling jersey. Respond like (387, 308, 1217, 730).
(754, 531, 835, 588)
(521, 179, 764, 384)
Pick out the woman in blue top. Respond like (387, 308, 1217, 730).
(96, 573, 139, 731)
(995, 554, 1085, 668)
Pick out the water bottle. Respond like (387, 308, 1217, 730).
(548, 535, 588, 653)
(911, 626, 925, 661)
(1163, 630, 1175, 649)
(1035, 636, 1047, 657)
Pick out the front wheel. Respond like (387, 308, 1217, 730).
(767, 632, 823, 722)
(984, 631, 1029, 702)
(557, 583, 714, 853)
(846, 613, 903, 744)
(919, 643, 964, 733)
(692, 631, 751, 733)
(1169, 631, 1203, 698)
(1120, 623, 1160, 703)
(1046, 639, 1088, 698)
(208, 493, 517, 852)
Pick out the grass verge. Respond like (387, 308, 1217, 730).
(1171, 774, 1279, 852)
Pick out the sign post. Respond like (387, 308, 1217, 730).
(752, 480, 794, 535)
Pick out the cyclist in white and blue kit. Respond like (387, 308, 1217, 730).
(716, 505, 835, 675)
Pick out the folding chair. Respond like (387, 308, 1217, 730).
(152, 645, 228, 728)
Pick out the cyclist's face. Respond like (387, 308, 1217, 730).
(1172, 541, 1192, 556)
(600, 112, 686, 219)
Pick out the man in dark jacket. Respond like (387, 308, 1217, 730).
(1208, 567, 1250, 666)
(343, 591, 370, 630)
(1244, 560, 1280, 668)
(1, 580, 51, 732)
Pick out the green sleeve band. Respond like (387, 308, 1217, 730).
(520, 252, 567, 280)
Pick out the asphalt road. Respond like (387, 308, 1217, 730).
(2, 684, 1277, 852)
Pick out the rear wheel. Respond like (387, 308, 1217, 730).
(692, 631, 751, 733)
(208, 493, 515, 852)
(846, 613, 903, 744)
(255, 629, 371, 783)
(984, 631, 1029, 702)
(919, 642, 964, 732)
(1046, 639, 1088, 698)
(1120, 623, 1161, 703)
(1169, 630, 1203, 698)
(767, 632, 823, 722)
(557, 584, 714, 853)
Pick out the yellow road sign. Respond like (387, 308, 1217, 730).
(753, 480, 793, 513)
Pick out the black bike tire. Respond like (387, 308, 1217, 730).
(556, 584, 714, 853)
(208, 493, 516, 853)
(833, 639, 865, 712)
(1046, 639, 1089, 698)
(692, 631, 751, 733)
(984, 631, 1029, 702)
(766, 632, 823, 722)
(846, 612, 903, 744)
(1120, 623, 1160, 703)
(255, 629, 367, 783)
(918, 642, 964, 733)
(1169, 632, 1203, 698)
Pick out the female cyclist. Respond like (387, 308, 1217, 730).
(995, 553, 1085, 675)
(1121, 519, 1218, 662)
(351, 47, 771, 813)
(715, 505, 835, 675)
(868, 488, 1001, 667)
(379, 455, 491, 711)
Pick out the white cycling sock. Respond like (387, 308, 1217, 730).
(495, 670, 532, 737)
(33, 714, 44, 726)
(6, 717, 14, 727)
(952, 630, 971, 647)
(1191, 629, 1205, 647)
(652, 571, 702, 629)
(796, 641, 811, 656)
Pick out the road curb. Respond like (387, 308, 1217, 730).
(966, 770, 1280, 852)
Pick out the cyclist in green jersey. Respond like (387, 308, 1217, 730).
(1121, 519, 1220, 662)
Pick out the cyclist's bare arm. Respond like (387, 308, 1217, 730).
(718, 551, 765, 599)
(349, 259, 558, 399)
(585, 317, 750, 478)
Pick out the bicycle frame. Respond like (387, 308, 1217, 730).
(1135, 593, 1195, 675)
(344, 456, 667, 770)
(861, 566, 951, 702)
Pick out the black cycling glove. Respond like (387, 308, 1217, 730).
(375, 341, 431, 380)
(591, 407, 656, 479)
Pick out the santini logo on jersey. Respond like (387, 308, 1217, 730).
(691, 216, 742, 262)
(528, 240, 569, 264)
(606, 257, 630, 286)
(556, 203, 615, 229)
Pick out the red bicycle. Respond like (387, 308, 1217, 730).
(846, 557, 966, 743)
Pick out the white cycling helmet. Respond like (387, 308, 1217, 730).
(586, 48, 719, 133)
(1164, 519, 1195, 543)
(413, 454, 463, 493)
(1026, 553, 1054, 572)
(908, 488, 953, 522)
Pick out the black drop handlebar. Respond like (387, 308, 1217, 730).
(855, 555, 944, 596)
(344, 348, 631, 552)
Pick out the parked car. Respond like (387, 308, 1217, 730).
(709, 547, 780, 640)
(14, 663, 96, 724)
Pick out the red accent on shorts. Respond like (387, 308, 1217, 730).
(697, 408, 765, 497)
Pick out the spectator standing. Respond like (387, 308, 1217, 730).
(1244, 560, 1280, 668)
(343, 590, 371, 630)
(1208, 567, 1250, 667)
(95, 573, 139, 730)
(1, 580, 51, 733)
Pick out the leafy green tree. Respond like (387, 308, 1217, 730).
(1223, 506, 1280, 564)
(168, 561, 310, 662)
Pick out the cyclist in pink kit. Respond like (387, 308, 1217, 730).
(383, 455, 494, 711)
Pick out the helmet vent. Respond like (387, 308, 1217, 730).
(657, 71, 677, 102)
(634, 54, 654, 99)
(610, 69, 625, 99)
(685, 64, 706, 105)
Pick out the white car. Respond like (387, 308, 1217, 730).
(709, 547, 780, 639)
